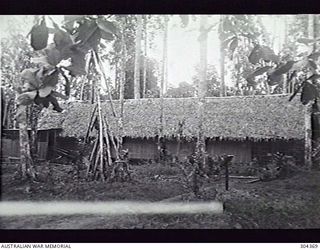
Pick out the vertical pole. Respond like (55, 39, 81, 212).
(305, 103, 313, 169)
(16, 105, 35, 179)
(308, 15, 315, 51)
(118, 19, 127, 151)
(161, 16, 169, 97)
(219, 15, 226, 97)
(90, 79, 95, 104)
(224, 155, 233, 191)
(158, 16, 169, 162)
(134, 15, 143, 99)
(305, 14, 315, 169)
(17, 105, 28, 178)
(282, 16, 288, 94)
(142, 15, 148, 98)
(96, 88, 105, 181)
(225, 160, 229, 191)
(197, 15, 208, 167)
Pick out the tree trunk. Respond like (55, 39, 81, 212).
(158, 16, 169, 161)
(306, 14, 315, 169)
(142, 15, 148, 98)
(196, 15, 208, 166)
(282, 16, 288, 94)
(134, 15, 143, 99)
(16, 105, 35, 180)
(219, 15, 226, 97)
(115, 61, 120, 99)
(308, 15, 315, 51)
(96, 88, 106, 181)
(29, 104, 42, 161)
(118, 20, 127, 150)
(305, 103, 313, 169)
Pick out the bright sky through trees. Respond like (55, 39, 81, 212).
(0, 15, 287, 89)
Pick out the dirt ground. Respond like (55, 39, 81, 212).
(1, 162, 320, 229)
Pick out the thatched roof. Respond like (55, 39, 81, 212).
(38, 95, 307, 141)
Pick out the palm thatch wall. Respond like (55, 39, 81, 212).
(38, 94, 306, 141)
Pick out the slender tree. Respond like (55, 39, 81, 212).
(118, 18, 127, 151)
(219, 15, 226, 97)
(142, 15, 148, 98)
(158, 15, 169, 161)
(134, 15, 143, 99)
(197, 15, 208, 162)
(304, 14, 316, 169)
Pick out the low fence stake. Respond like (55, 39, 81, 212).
(224, 155, 234, 191)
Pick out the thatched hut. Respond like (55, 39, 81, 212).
(1, 128, 61, 160)
(37, 94, 308, 164)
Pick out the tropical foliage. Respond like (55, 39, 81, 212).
(16, 15, 119, 110)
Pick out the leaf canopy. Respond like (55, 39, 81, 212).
(248, 45, 278, 64)
(30, 17, 49, 50)
(301, 82, 319, 105)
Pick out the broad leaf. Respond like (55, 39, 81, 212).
(309, 74, 320, 81)
(246, 77, 257, 87)
(30, 56, 50, 66)
(30, 17, 49, 51)
(42, 69, 59, 87)
(44, 45, 62, 66)
(248, 66, 273, 78)
(260, 46, 279, 63)
(267, 70, 282, 86)
(301, 81, 319, 105)
(53, 26, 74, 51)
(270, 61, 296, 76)
(20, 68, 42, 90)
(66, 52, 87, 76)
(38, 85, 55, 98)
(75, 19, 101, 51)
(248, 45, 278, 64)
(34, 94, 63, 112)
(100, 31, 114, 41)
(96, 18, 118, 37)
(17, 91, 37, 105)
(63, 15, 84, 33)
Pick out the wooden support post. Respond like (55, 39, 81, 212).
(96, 89, 105, 181)
(93, 148, 100, 180)
(102, 117, 113, 167)
(223, 155, 234, 191)
(225, 161, 229, 191)
(84, 104, 97, 143)
(92, 51, 117, 117)
(104, 116, 119, 160)
(87, 136, 99, 178)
